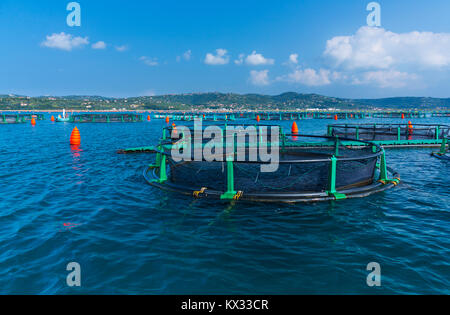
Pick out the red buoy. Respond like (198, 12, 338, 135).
(147, 115, 151, 121)
(291, 121, 299, 134)
(401, 113, 405, 119)
(70, 127, 81, 145)
(256, 115, 261, 123)
(51, 116, 55, 122)
(31, 118, 36, 126)
(165, 116, 170, 124)
(334, 115, 338, 121)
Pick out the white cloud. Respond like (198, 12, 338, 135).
(205, 49, 229, 65)
(183, 50, 192, 61)
(352, 70, 418, 88)
(278, 68, 335, 86)
(115, 45, 128, 52)
(289, 53, 299, 64)
(234, 54, 245, 65)
(324, 26, 450, 70)
(92, 41, 106, 50)
(41, 32, 89, 51)
(177, 50, 192, 62)
(249, 70, 270, 86)
(245, 51, 275, 66)
(140, 56, 158, 66)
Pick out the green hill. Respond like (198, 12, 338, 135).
(0, 92, 449, 111)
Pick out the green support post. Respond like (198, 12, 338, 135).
(439, 138, 448, 155)
(327, 156, 346, 200)
(334, 137, 340, 157)
(379, 150, 388, 182)
(436, 126, 440, 140)
(327, 126, 333, 137)
(220, 157, 237, 200)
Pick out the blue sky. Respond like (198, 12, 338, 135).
(0, 0, 449, 98)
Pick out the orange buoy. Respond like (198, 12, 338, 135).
(147, 115, 151, 121)
(70, 127, 81, 145)
(291, 122, 299, 134)
(256, 115, 261, 122)
(401, 113, 405, 119)
(165, 116, 170, 124)
(407, 121, 413, 140)
(51, 115, 55, 122)
(334, 115, 338, 121)
(31, 118, 36, 126)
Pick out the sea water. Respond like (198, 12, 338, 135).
(0, 116, 448, 294)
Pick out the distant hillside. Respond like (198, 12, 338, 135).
(0, 92, 449, 111)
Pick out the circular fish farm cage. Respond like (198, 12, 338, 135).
(328, 123, 450, 147)
(1, 113, 45, 124)
(70, 113, 143, 123)
(1, 114, 26, 124)
(172, 114, 237, 122)
(20, 113, 45, 121)
(143, 124, 400, 203)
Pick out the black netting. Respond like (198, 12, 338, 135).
(331, 125, 450, 141)
(169, 160, 227, 192)
(165, 143, 379, 194)
(72, 114, 143, 123)
(336, 157, 377, 188)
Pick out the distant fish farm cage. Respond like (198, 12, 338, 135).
(328, 123, 450, 147)
(1, 113, 44, 124)
(431, 111, 450, 118)
(70, 113, 143, 123)
(172, 114, 237, 122)
(133, 123, 400, 203)
(370, 111, 428, 119)
(1, 114, 26, 124)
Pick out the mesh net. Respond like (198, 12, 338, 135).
(331, 124, 450, 141)
(163, 140, 379, 194)
(71, 114, 143, 123)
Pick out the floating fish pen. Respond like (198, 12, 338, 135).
(135, 124, 400, 203)
(0, 113, 45, 124)
(70, 113, 143, 123)
(328, 123, 450, 147)
(172, 114, 237, 122)
(431, 138, 449, 160)
(253, 112, 367, 121)
(1, 114, 27, 124)
(370, 111, 427, 119)
(431, 111, 450, 118)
